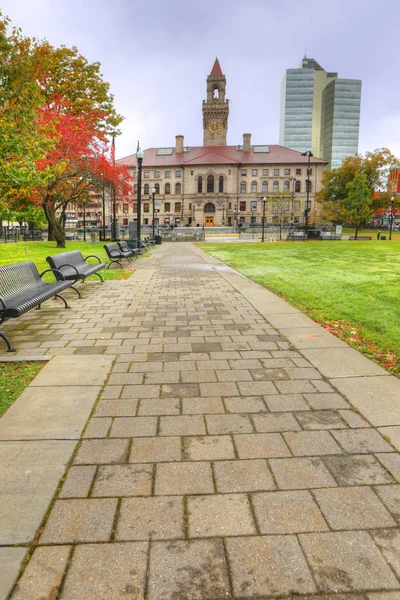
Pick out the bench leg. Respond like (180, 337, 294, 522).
(71, 285, 82, 299)
(0, 332, 16, 352)
(55, 294, 71, 309)
(107, 260, 122, 269)
(94, 272, 104, 282)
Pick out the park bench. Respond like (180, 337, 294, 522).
(118, 241, 139, 261)
(348, 236, 372, 240)
(104, 243, 135, 268)
(286, 231, 306, 241)
(46, 250, 105, 299)
(0, 261, 73, 352)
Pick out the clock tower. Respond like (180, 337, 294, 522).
(202, 58, 229, 146)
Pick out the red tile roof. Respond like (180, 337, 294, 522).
(118, 145, 327, 168)
(210, 58, 223, 76)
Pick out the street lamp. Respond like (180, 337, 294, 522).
(83, 198, 86, 242)
(262, 197, 267, 242)
(137, 150, 144, 250)
(390, 196, 395, 240)
(152, 187, 156, 239)
(301, 150, 313, 236)
(102, 183, 106, 240)
(222, 203, 225, 224)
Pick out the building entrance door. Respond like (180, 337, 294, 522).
(205, 216, 214, 227)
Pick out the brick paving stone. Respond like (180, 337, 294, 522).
(148, 352, 179, 362)
(332, 429, 394, 453)
(372, 529, 400, 579)
(91, 464, 153, 497)
(283, 430, 343, 456)
(100, 386, 122, 399)
(40, 498, 117, 544)
(121, 384, 161, 399)
(162, 383, 200, 398)
(224, 396, 267, 413)
(234, 433, 291, 459)
(299, 531, 399, 592)
(155, 462, 214, 495)
(338, 409, 371, 428)
(181, 370, 218, 383)
(183, 435, 235, 461)
(129, 361, 163, 372)
(107, 372, 144, 385)
(265, 393, 311, 412)
(61, 542, 148, 600)
(376, 454, 400, 481)
(116, 496, 184, 540)
(148, 539, 230, 600)
(253, 412, 301, 432)
(227, 535, 316, 597)
(11, 545, 71, 600)
(192, 342, 221, 352)
(109, 416, 158, 437)
(206, 414, 253, 434)
(182, 396, 225, 414)
(214, 459, 275, 492)
(324, 455, 395, 486)
(197, 359, 230, 370)
(285, 367, 322, 379)
(145, 372, 181, 384)
(305, 392, 349, 409)
(313, 486, 396, 530)
(164, 360, 197, 371)
(237, 381, 277, 396)
(138, 397, 180, 415)
(375, 486, 400, 522)
(250, 368, 289, 381)
(59, 466, 96, 498)
(200, 382, 239, 397)
(252, 490, 328, 534)
(216, 369, 252, 381)
(229, 359, 263, 369)
(130, 437, 182, 463)
(159, 415, 205, 436)
(83, 417, 111, 438)
(188, 494, 256, 537)
(270, 457, 337, 489)
(74, 439, 129, 464)
(295, 410, 347, 430)
(274, 380, 317, 394)
(94, 398, 138, 417)
(260, 357, 296, 368)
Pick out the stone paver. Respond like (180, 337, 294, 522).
(5, 243, 400, 599)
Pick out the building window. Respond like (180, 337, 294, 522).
(143, 203, 149, 213)
(175, 170, 181, 177)
(189, 203, 192, 209)
(284, 168, 290, 175)
(228, 202, 232, 209)
(294, 200, 301, 211)
(175, 202, 181, 213)
(165, 183, 170, 194)
(274, 168, 279, 176)
(252, 169, 258, 176)
(296, 168, 301, 175)
(284, 181, 290, 191)
(191, 170, 194, 175)
(251, 200, 257, 211)
(295, 181, 301, 193)
(165, 171, 170, 178)
(241, 168, 247, 176)
(154, 171, 160, 178)
(133, 184, 138, 194)
(123, 204, 129, 214)
(240, 216, 246, 224)
(144, 183, 149, 195)
(175, 183, 181, 194)
(263, 168, 269, 176)
(133, 202, 137, 212)
(123, 218, 128, 226)
(228, 169, 231, 175)
(198, 177, 202, 193)
(262, 181, 268, 193)
(251, 181, 257, 193)
(309, 168, 313, 175)
(240, 201, 246, 211)
(207, 175, 214, 193)
(204, 202, 216, 213)
(273, 181, 279, 192)
(154, 183, 160, 194)
(219, 176, 224, 193)
(164, 202, 171, 212)
(143, 218, 148, 225)
(144, 171, 149, 178)
(240, 181, 246, 193)
(306, 180, 312, 192)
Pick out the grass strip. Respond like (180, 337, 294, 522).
(0, 361, 46, 417)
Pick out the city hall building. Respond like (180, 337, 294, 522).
(118, 59, 327, 228)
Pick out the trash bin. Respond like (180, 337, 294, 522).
(90, 232, 96, 244)
(381, 235, 387, 240)
(155, 234, 162, 245)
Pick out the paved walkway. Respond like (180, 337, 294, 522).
(2, 242, 400, 599)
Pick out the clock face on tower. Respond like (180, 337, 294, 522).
(208, 121, 222, 134)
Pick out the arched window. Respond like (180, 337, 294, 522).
(240, 181, 246, 193)
(154, 183, 160, 194)
(295, 180, 301, 193)
(213, 87, 219, 99)
(175, 183, 181, 194)
(273, 181, 279, 192)
(284, 181, 290, 191)
(207, 175, 214, 193)
(251, 181, 257, 193)
(165, 183, 170, 194)
(262, 181, 268, 193)
(307, 180, 312, 193)
(144, 183, 149, 195)
(198, 176, 203, 193)
(219, 176, 224, 193)
(204, 202, 216, 213)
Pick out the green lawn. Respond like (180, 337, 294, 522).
(199, 241, 400, 376)
(0, 240, 144, 280)
(0, 361, 46, 417)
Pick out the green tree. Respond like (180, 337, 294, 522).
(343, 174, 373, 238)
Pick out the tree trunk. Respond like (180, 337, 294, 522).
(355, 226, 359, 240)
(47, 220, 54, 241)
(43, 201, 66, 248)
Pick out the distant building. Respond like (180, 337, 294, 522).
(280, 57, 362, 169)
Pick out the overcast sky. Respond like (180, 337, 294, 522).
(2, 0, 400, 160)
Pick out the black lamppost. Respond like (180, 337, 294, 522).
(102, 183, 106, 240)
(234, 205, 238, 230)
(152, 187, 156, 239)
(222, 203, 225, 224)
(390, 196, 395, 240)
(262, 197, 267, 242)
(83, 198, 86, 242)
(301, 150, 313, 236)
(137, 150, 144, 249)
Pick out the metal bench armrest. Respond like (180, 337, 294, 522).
(39, 268, 67, 281)
(84, 255, 101, 264)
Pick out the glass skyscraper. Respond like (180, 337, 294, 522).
(279, 58, 361, 169)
